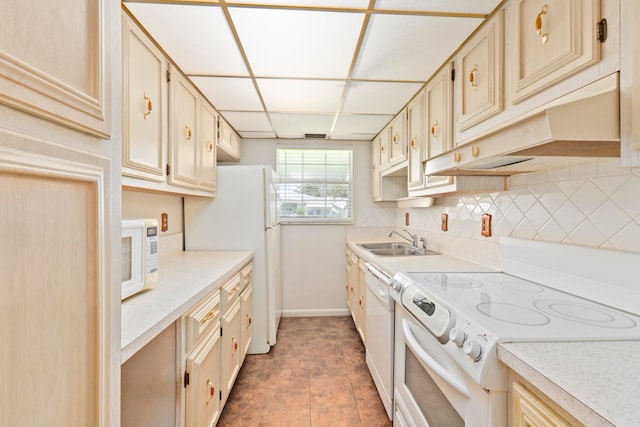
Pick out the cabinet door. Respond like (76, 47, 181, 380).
(356, 261, 366, 345)
(407, 91, 425, 191)
(371, 136, 381, 199)
(511, 0, 601, 103)
(220, 298, 241, 406)
(425, 65, 454, 189)
(512, 382, 580, 427)
(456, 10, 504, 130)
(198, 99, 217, 192)
(389, 110, 407, 165)
(169, 67, 199, 188)
(379, 127, 390, 169)
(217, 118, 241, 162)
(240, 283, 253, 361)
(185, 325, 221, 427)
(122, 13, 166, 182)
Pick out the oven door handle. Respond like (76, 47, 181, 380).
(402, 319, 470, 398)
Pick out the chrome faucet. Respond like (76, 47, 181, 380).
(388, 229, 419, 248)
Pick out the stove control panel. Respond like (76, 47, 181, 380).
(402, 284, 454, 343)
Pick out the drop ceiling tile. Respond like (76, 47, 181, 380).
(332, 114, 393, 135)
(239, 131, 277, 139)
(124, 3, 248, 76)
(270, 113, 335, 136)
(219, 111, 272, 132)
(330, 133, 376, 141)
(257, 79, 345, 113)
(342, 81, 422, 114)
(190, 76, 262, 111)
(353, 14, 482, 81)
(230, 7, 365, 78)
(228, 0, 370, 7)
(375, 0, 501, 14)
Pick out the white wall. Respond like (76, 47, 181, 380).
(240, 139, 395, 316)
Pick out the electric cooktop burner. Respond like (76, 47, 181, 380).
(533, 300, 637, 328)
(476, 302, 550, 326)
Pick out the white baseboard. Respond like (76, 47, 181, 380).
(281, 309, 350, 317)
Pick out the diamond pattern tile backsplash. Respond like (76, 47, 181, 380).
(355, 159, 640, 266)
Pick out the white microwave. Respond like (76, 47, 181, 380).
(121, 218, 159, 300)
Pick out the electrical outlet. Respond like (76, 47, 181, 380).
(161, 213, 168, 232)
(441, 213, 448, 232)
(481, 213, 492, 237)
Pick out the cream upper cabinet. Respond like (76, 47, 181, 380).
(388, 109, 408, 166)
(425, 64, 454, 189)
(371, 136, 381, 199)
(198, 100, 217, 192)
(185, 324, 221, 427)
(621, 0, 640, 167)
(379, 127, 391, 169)
(168, 66, 199, 189)
(456, 10, 504, 130)
(511, 0, 601, 103)
(407, 90, 426, 191)
(122, 12, 166, 182)
(217, 117, 241, 162)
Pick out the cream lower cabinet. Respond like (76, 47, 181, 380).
(356, 260, 366, 345)
(511, 380, 584, 427)
(220, 298, 242, 407)
(240, 282, 253, 361)
(185, 325, 221, 427)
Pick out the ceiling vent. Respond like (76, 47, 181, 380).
(304, 133, 327, 139)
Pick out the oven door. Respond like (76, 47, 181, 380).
(393, 304, 505, 427)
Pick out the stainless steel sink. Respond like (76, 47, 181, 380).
(357, 242, 439, 257)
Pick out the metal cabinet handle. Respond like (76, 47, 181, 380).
(453, 152, 461, 162)
(469, 64, 478, 91)
(205, 379, 215, 404)
(431, 120, 439, 142)
(393, 134, 398, 144)
(144, 92, 152, 119)
(410, 137, 417, 150)
(207, 141, 213, 152)
(535, 4, 549, 44)
(247, 315, 252, 327)
(470, 146, 480, 157)
(185, 125, 192, 142)
(201, 310, 217, 323)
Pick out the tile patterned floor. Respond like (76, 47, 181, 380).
(217, 316, 392, 427)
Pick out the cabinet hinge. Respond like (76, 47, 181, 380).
(597, 19, 607, 43)
(220, 326, 223, 336)
(167, 69, 171, 82)
(451, 66, 456, 82)
(219, 390, 222, 400)
(184, 371, 190, 388)
(166, 163, 170, 176)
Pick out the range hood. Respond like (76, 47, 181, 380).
(425, 73, 620, 177)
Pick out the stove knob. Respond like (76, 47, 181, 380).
(463, 339, 483, 361)
(449, 328, 466, 347)
(390, 279, 403, 293)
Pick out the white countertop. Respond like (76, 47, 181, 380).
(346, 239, 497, 277)
(498, 341, 640, 427)
(121, 250, 253, 363)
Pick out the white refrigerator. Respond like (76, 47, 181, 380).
(184, 165, 282, 354)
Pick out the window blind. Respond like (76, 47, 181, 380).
(276, 147, 352, 224)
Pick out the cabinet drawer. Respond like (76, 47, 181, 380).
(220, 273, 242, 310)
(184, 290, 220, 352)
(240, 263, 253, 288)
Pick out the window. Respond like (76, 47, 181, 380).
(276, 147, 352, 224)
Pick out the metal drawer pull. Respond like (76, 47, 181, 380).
(201, 310, 217, 323)
(535, 4, 548, 44)
(247, 315, 252, 327)
(228, 286, 240, 296)
(431, 120, 439, 141)
(143, 92, 153, 119)
(232, 337, 238, 353)
(469, 64, 478, 91)
(205, 379, 215, 404)
(185, 124, 192, 142)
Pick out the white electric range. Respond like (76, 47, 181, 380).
(390, 237, 640, 427)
